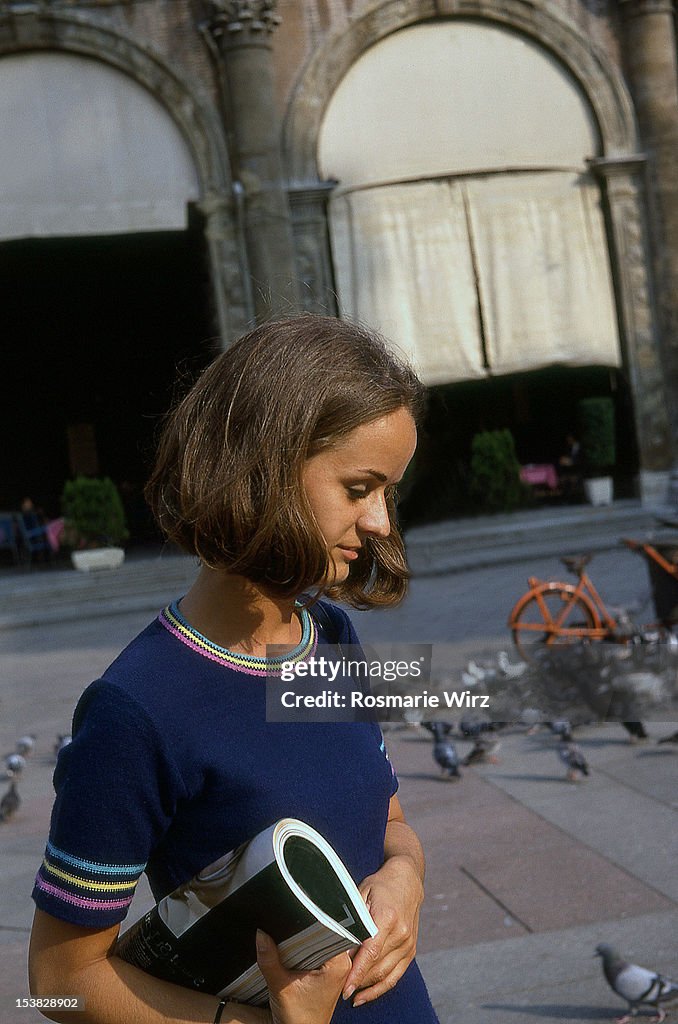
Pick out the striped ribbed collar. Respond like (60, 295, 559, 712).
(158, 600, 317, 677)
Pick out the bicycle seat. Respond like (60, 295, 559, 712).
(560, 554, 592, 574)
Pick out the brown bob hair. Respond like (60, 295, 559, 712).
(145, 314, 426, 608)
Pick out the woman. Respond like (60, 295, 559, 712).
(29, 314, 440, 1024)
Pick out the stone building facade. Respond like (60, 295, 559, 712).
(1, 0, 677, 509)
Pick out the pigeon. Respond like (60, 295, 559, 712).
(547, 719, 574, 742)
(657, 730, 678, 745)
(622, 721, 649, 743)
(423, 720, 454, 738)
(53, 734, 72, 759)
(433, 738, 462, 779)
(459, 714, 497, 739)
(497, 650, 528, 678)
(558, 739, 589, 781)
(463, 735, 501, 766)
(4, 753, 26, 778)
(520, 708, 543, 734)
(466, 660, 487, 680)
(0, 781, 20, 822)
(595, 943, 678, 1024)
(15, 734, 36, 757)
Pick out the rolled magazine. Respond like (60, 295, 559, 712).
(116, 818, 377, 1006)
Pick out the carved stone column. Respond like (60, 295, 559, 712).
(589, 156, 673, 505)
(195, 190, 251, 344)
(288, 181, 337, 315)
(204, 1, 300, 321)
(619, 0, 678, 449)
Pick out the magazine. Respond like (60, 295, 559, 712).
(116, 818, 377, 1006)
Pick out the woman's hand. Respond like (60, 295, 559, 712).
(256, 930, 351, 1024)
(341, 853, 423, 1007)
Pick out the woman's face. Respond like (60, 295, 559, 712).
(302, 406, 417, 583)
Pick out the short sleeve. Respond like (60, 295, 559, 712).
(32, 679, 185, 928)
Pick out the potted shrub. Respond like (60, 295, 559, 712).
(577, 397, 615, 506)
(469, 428, 525, 512)
(61, 476, 128, 571)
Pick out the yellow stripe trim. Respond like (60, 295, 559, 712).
(42, 860, 138, 894)
(164, 606, 316, 667)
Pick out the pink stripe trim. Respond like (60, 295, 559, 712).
(35, 875, 133, 912)
(160, 618, 274, 675)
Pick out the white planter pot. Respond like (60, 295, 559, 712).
(583, 476, 613, 506)
(71, 547, 125, 572)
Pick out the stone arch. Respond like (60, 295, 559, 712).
(283, 0, 638, 183)
(284, 1, 673, 501)
(0, 5, 248, 338)
(0, 5, 231, 195)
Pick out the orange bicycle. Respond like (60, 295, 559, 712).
(508, 537, 678, 660)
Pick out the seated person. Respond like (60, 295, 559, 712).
(558, 434, 581, 498)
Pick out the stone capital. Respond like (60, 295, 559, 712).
(586, 154, 647, 177)
(287, 179, 338, 204)
(618, 0, 675, 18)
(204, 0, 281, 42)
(196, 190, 234, 229)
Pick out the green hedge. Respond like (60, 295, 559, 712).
(577, 397, 615, 472)
(62, 476, 128, 548)
(469, 429, 525, 512)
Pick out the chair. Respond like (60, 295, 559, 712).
(0, 512, 20, 564)
(15, 511, 53, 567)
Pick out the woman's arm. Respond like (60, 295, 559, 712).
(341, 794, 425, 1007)
(29, 909, 349, 1024)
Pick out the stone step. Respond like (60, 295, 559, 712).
(0, 503, 668, 628)
(404, 501, 657, 576)
(0, 552, 198, 630)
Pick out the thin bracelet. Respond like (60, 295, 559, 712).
(214, 999, 227, 1023)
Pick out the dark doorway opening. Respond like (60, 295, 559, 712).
(1, 228, 216, 541)
(400, 365, 638, 526)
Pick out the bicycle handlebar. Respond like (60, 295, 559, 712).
(620, 536, 678, 579)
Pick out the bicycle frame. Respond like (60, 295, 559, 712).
(510, 573, 616, 643)
(509, 536, 678, 657)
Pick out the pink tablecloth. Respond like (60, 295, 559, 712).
(46, 517, 65, 552)
(520, 464, 559, 490)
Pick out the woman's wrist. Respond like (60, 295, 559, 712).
(217, 1000, 272, 1024)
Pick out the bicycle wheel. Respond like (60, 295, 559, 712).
(511, 585, 598, 661)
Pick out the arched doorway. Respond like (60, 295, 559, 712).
(318, 19, 621, 385)
(315, 19, 630, 516)
(0, 52, 216, 539)
(303, 22, 647, 520)
(285, 2, 670, 506)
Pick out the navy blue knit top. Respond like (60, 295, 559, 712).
(33, 599, 439, 1023)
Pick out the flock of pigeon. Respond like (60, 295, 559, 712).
(427, 713, 678, 784)
(421, 711, 678, 1021)
(423, 713, 597, 782)
(421, 652, 678, 1021)
(0, 733, 33, 823)
(1, 732, 71, 824)
(421, 648, 678, 785)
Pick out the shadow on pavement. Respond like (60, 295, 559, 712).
(482, 1004, 615, 1020)
(483, 772, 571, 783)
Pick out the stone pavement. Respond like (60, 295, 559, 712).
(1, 501, 677, 1023)
(389, 724, 678, 1024)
